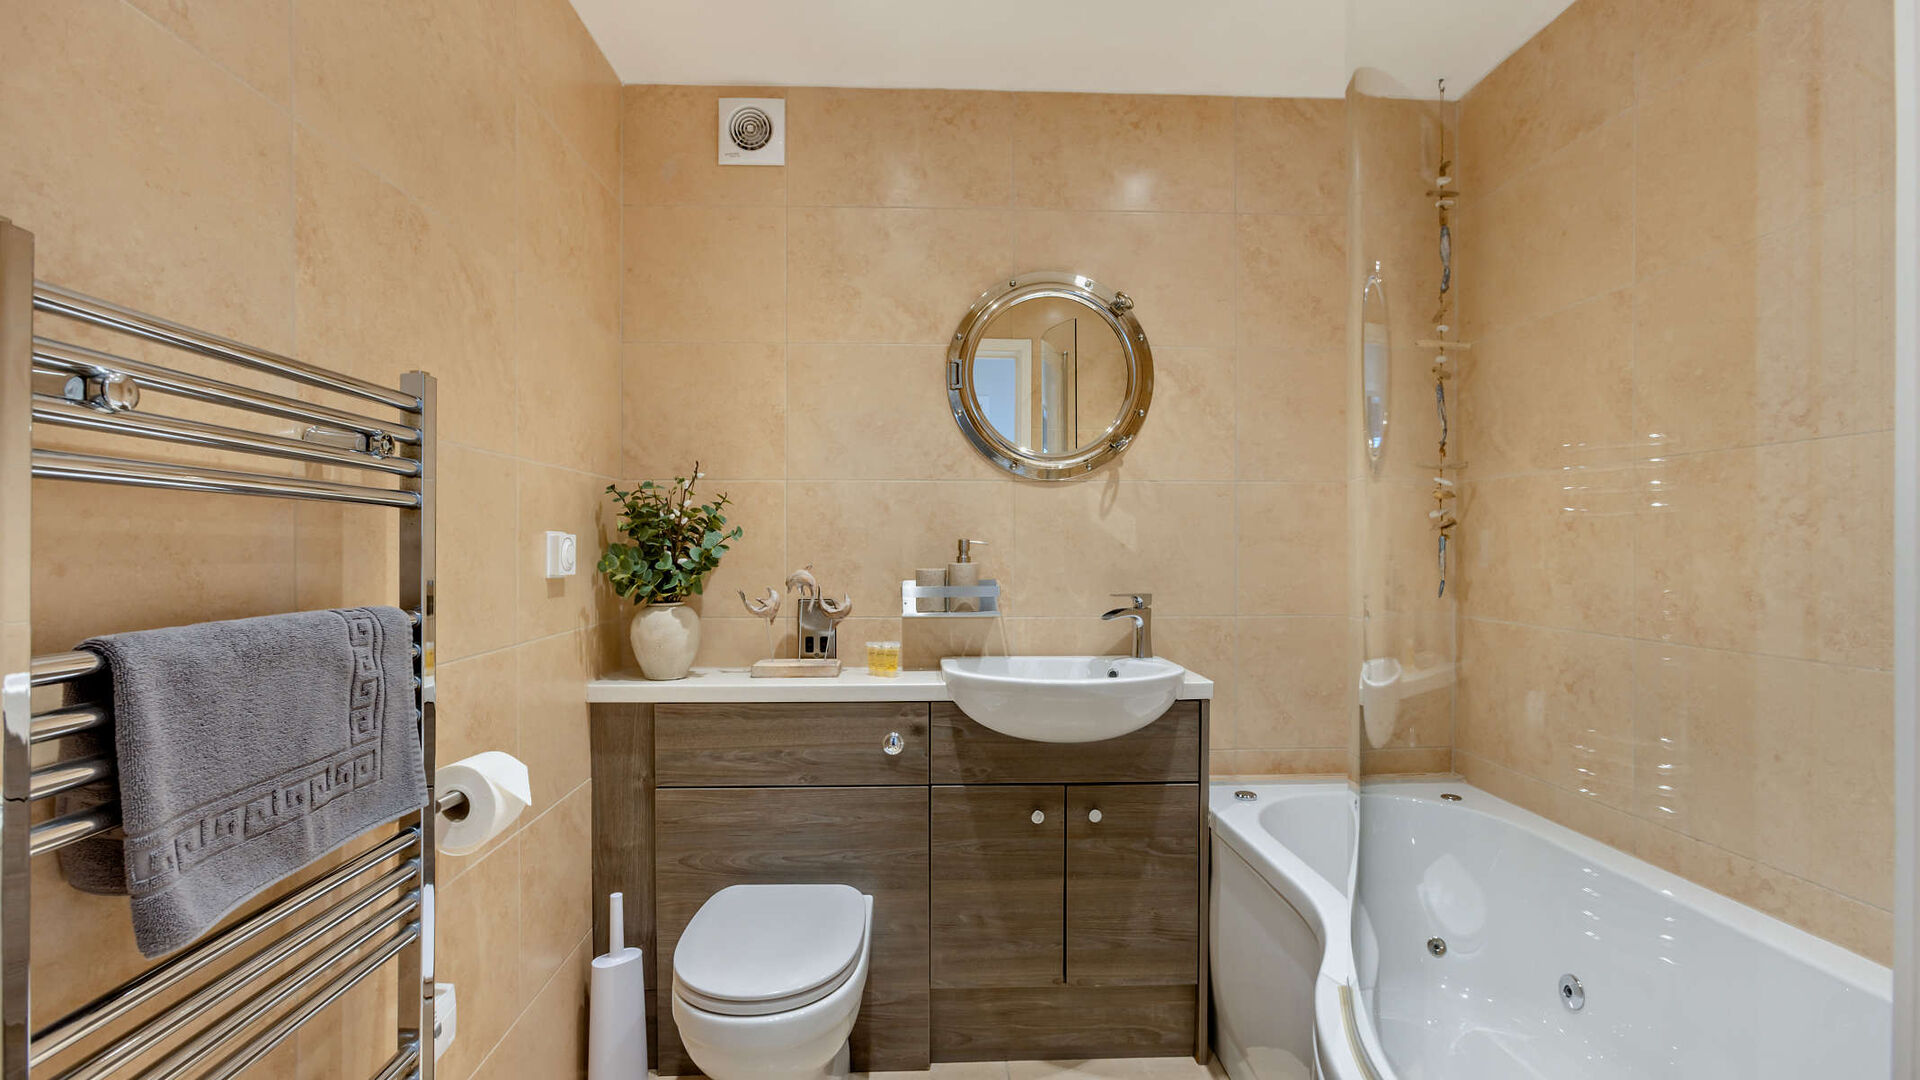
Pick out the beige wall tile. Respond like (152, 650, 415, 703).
(1455, 618, 1633, 802)
(518, 785, 594, 992)
(1012, 210, 1235, 350)
(1634, 46, 1762, 281)
(622, 204, 787, 344)
(1461, 291, 1633, 477)
(126, 0, 292, 104)
(1236, 214, 1346, 351)
(435, 838, 523, 1080)
(30, 485, 297, 648)
(1235, 483, 1349, 616)
(787, 481, 1013, 620)
(1107, 348, 1235, 482)
(514, 0, 621, 189)
(517, 107, 622, 474)
(1636, 0, 1756, 94)
(1457, 469, 1635, 635)
(1465, 114, 1634, 333)
(1013, 93, 1234, 212)
(437, 447, 519, 662)
(294, 0, 516, 252)
(1236, 98, 1348, 215)
(788, 207, 1013, 344)
(1459, 0, 1635, 196)
(1634, 436, 1890, 666)
(3, 0, 295, 352)
(621, 85, 787, 207)
(623, 343, 788, 480)
(1010, 481, 1235, 617)
(515, 630, 594, 797)
(1361, 746, 1454, 775)
(1233, 617, 1355, 750)
(1217, 748, 1352, 778)
(788, 88, 1014, 208)
(294, 139, 518, 456)
(472, 936, 591, 1080)
(787, 344, 998, 481)
(1236, 350, 1347, 482)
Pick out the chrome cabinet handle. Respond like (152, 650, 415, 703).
(1030, 809, 1046, 825)
(1087, 809, 1103, 824)
(883, 732, 904, 756)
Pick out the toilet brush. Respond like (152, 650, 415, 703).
(589, 892, 646, 1080)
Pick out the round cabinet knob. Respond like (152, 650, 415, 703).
(882, 732, 904, 756)
(1088, 809, 1103, 824)
(1030, 810, 1046, 825)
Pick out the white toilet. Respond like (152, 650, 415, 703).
(670, 883, 874, 1080)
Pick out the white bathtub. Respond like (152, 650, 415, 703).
(1208, 780, 1892, 1080)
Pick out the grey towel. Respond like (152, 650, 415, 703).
(56, 607, 426, 957)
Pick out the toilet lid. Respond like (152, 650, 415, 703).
(673, 884, 867, 1017)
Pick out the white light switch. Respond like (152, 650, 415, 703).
(544, 531, 577, 579)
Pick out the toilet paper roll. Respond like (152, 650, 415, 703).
(437, 751, 533, 855)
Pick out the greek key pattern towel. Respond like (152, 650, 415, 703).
(58, 607, 426, 957)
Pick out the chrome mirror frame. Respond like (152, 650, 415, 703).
(946, 271, 1153, 481)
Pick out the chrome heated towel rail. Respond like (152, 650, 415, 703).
(0, 216, 441, 1080)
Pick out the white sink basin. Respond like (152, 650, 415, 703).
(939, 655, 1184, 743)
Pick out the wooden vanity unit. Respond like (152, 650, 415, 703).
(587, 669, 1212, 1073)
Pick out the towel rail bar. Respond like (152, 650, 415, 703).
(32, 337, 423, 446)
(31, 282, 420, 413)
(26, 756, 112, 800)
(369, 1042, 422, 1080)
(3, 221, 439, 1080)
(32, 394, 421, 477)
(51, 889, 421, 1080)
(32, 450, 420, 508)
(27, 805, 119, 857)
(30, 830, 421, 1064)
(27, 706, 107, 743)
(197, 936, 421, 1080)
(29, 651, 102, 686)
(89, 905, 421, 1080)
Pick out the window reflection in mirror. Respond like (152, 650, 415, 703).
(969, 295, 1128, 456)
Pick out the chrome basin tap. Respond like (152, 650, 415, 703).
(1101, 592, 1154, 659)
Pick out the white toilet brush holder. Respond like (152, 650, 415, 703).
(589, 892, 647, 1080)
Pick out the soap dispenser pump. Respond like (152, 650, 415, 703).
(948, 538, 987, 612)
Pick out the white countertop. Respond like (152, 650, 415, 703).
(585, 665, 1215, 704)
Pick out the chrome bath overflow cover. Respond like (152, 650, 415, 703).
(1233, 790, 1258, 801)
(1426, 937, 1447, 957)
(1559, 974, 1585, 1011)
(1440, 792, 1463, 802)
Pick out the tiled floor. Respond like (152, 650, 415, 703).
(656, 1060, 1228, 1080)
(864, 1059, 1229, 1079)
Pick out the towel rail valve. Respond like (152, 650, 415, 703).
(63, 369, 139, 413)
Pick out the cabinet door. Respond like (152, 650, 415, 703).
(1065, 783, 1200, 986)
(931, 784, 1065, 989)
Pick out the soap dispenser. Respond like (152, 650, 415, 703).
(948, 539, 988, 612)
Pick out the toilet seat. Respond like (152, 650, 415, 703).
(672, 884, 868, 1017)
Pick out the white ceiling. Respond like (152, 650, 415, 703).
(568, 0, 1579, 99)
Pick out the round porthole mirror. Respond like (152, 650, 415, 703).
(947, 272, 1153, 481)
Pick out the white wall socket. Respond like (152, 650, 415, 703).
(544, 531, 577, 579)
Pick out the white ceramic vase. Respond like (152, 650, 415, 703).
(630, 602, 700, 680)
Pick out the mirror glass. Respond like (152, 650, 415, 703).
(970, 294, 1129, 456)
(948, 273, 1152, 481)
